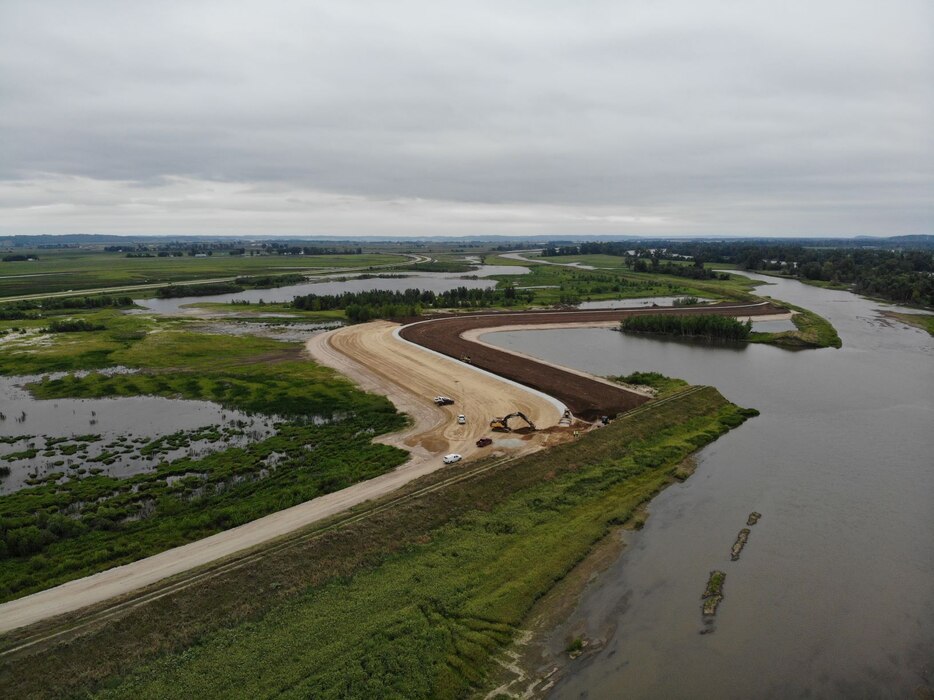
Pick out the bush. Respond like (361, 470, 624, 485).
(46, 319, 105, 333)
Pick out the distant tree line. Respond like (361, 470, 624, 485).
(233, 273, 307, 288)
(0, 295, 134, 320)
(156, 282, 243, 298)
(266, 244, 362, 256)
(620, 314, 752, 341)
(544, 241, 934, 307)
(665, 243, 934, 307)
(2, 254, 39, 262)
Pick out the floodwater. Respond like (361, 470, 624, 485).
(0, 371, 277, 493)
(485, 274, 934, 698)
(137, 266, 524, 315)
(578, 297, 712, 310)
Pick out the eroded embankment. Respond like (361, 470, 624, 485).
(399, 302, 784, 421)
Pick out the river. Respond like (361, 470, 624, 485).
(484, 274, 934, 698)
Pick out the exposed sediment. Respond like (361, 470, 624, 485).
(730, 528, 751, 561)
(702, 570, 726, 616)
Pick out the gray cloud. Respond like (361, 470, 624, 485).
(1, 0, 931, 236)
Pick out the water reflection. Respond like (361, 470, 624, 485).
(138, 266, 525, 315)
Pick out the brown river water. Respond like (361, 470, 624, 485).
(486, 274, 934, 698)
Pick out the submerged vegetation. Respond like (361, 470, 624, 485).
(702, 570, 726, 616)
(885, 311, 934, 336)
(0, 325, 407, 601)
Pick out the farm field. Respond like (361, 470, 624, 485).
(0, 248, 410, 298)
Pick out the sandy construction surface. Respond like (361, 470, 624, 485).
(0, 322, 563, 635)
(308, 321, 565, 465)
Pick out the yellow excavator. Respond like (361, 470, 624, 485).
(489, 412, 536, 432)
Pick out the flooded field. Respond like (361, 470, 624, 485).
(485, 275, 934, 698)
(138, 265, 525, 315)
(578, 297, 713, 310)
(0, 371, 277, 493)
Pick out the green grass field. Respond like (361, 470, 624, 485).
(0, 249, 409, 298)
(1, 386, 757, 699)
(490, 255, 759, 306)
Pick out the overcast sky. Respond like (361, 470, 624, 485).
(1, 0, 931, 237)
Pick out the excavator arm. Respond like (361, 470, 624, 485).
(489, 411, 536, 432)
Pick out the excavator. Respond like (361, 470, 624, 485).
(489, 411, 536, 432)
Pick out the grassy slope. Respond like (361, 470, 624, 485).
(1, 387, 756, 699)
(613, 371, 689, 397)
(0, 250, 408, 298)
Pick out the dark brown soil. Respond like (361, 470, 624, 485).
(400, 302, 783, 421)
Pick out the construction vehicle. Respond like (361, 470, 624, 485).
(489, 412, 536, 432)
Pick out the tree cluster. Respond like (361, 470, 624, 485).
(620, 313, 752, 341)
(292, 286, 532, 322)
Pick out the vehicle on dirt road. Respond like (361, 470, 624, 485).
(433, 396, 455, 406)
(476, 437, 493, 447)
(442, 453, 462, 464)
(457, 414, 466, 424)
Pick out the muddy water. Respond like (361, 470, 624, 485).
(485, 274, 934, 698)
(577, 297, 713, 310)
(137, 266, 522, 315)
(0, 372, 277, 493)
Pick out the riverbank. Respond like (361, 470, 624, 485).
(480, 272, 934, 697)
(881, 310, 934, 336)
(0, 386, 758, 699)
